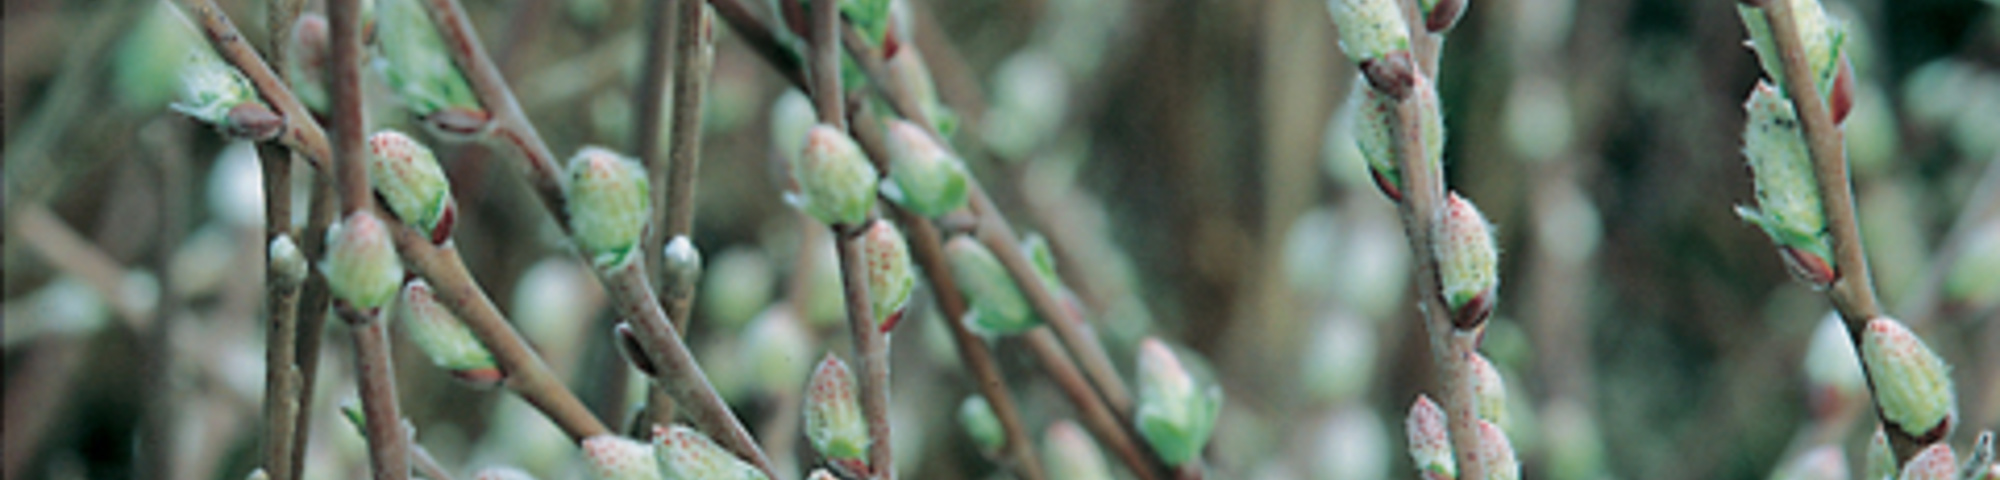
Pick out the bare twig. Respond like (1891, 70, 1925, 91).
(287, 180, 338, 480)
(1759, 0, 1923, 462)
(137, 122, 190, 480)
(339, 307, 413, 480)
(852, 113, 1046, 480)
(1372, 0, 1489, 476)
(604, 260, 779, 478)
(1024, 330, 1166, 480)
(260, 0, 307, 476)
(416, 0, 771, 467)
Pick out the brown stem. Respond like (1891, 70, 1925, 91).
(604, 260, 780, 478)
(702, 0, 809, 90)
(330, 0, 370, 215)
(260, 153, 304, 480)
(852, 116, 1046, 480)
(833, 225, 895, 479)
(841, 27, 1137, 421)
(809, 0, 844, 128)
(288, 179, 338, 480)
(1378, 0, 1487, 476)
(339, 307, 413, 480)
(1758, 0, 1921, 462)
(649, 0, 716, 333)
(179, 0, 333, 171)
(971, 197, 1134, 417)
(416, 0, 768, 461)
(1024, 330, 1165, 480)
(419, 0, 567, 220)
(386, 228, 612, 441)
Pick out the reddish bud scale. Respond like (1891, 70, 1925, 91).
(1361, 52, 1417, 100)
(431, 205, 456, 245)
(226, 104, 284, 141)
(1370, 168, 1405, 203)
(1900, 444, 1956, 480)
(1829, 56, 1855, 125)
(452, 367, 505, 387)
(1425, 0, 1466, 33)
(615, 323, 660, 377)
(427, 106, 493, 138)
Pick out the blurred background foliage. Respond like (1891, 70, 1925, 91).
(4, 0, 2000, 478)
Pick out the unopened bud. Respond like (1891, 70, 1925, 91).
(804, 354, 870, 465)
(396, 279, 501, 387)
(861, 220, 915, 332)
(170, 21, 275, 140)
(1326, 0, 1411, 64)
(1044, 421, 1115, 480)
(1021, 233, 1065, 294)
(1436, 192, 1499, 328)
(788, 125, 879, 226)
(1406, 395, 1455, 480)
(946, 236, 1038, 335)
(882, 120, 971, 217)
(1861, 317, 1956, 442)
(958, 395, 1004, 453)
(1804, 313, 1866, 420)
(651, 425, 768, 480)
(287, 14, 331, 113)
(374, 0, 484, 129)
(662, 236, 703, 298)
(368, 130, 457, 244)
(1738, 0, 1850, 121)
(471, 467, 539, 480)
(1351, 76, 1443, 202)
(270, 235, 309, 290)
(1899, 444, 1956, 480)
(583, 435, 663, 480)
(1867, 428, 1897, 480)
(564, 147, 651, 270)
(1774, 445, 1847, 480)
(1738, 82, 1835, 287)
(806, 470, 837, 480)
(1468, 353, 1507, 425)
(1134, 338, 1222, 467)
(323, 211, 405, 313)
(1472, 420, 1521, 480)
(1423, 0, 1467, 33)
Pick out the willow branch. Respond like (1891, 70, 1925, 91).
(416, 0, 771, 465)
(852, 113, 1046, 480)
(338, 307, 412, 480)
(179, 0, 332, 171)
(1024, 330, 1165, 480)
(605, 260, 779, 478)
(288, 180, 337, 480)
(1759, 0, 1923, 462)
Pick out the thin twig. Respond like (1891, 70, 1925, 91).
(288, 179, 338, 480)
(416, 0, 772, 467)
(331, 0, 370, 215)
(1759, 0, 1923, 462)
(259, 0, 306, 475)
(650, 0, 715, 332)
(1378, 0, 1488, 476)
(834, 227, 895, 479)
(1023, 330, 1166, 480)
(339, 307, 413, 480)
(851, 112, 1046, 480)
(388, 228, 614, 440)
(701, 0, 809, 90)
(605, 261, 780, 478)
(838, 28, 1137, 420)
(137, 120, 190, 480)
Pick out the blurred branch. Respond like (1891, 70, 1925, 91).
(8, 205, 152, 329)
